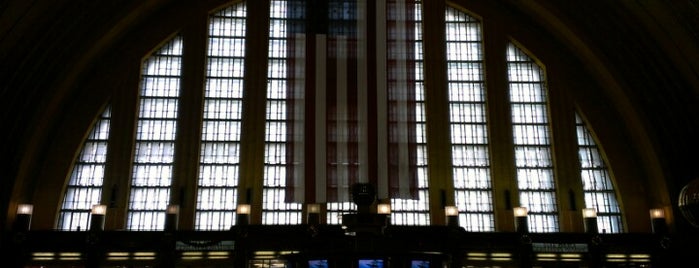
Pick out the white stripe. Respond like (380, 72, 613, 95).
(315, 35, 327, 202)
(292, 33, 306, 203)
(375, 0, 389, 199)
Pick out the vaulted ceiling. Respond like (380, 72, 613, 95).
(1, 0, 698, 231)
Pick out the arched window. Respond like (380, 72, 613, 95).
(58, 106, 111, 231)
(196, 2, 247, 231)
(445, 6, 494, 232)
(506, 42, 559, 232)
(127, 35, 184, 231)
(576, 112, 624, 233)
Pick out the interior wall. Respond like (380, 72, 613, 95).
(2, 0, 698, 233)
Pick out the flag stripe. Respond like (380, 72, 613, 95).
(357, 0, 370, 191)
(374, 0, 389, 199)
(285, 30, 306, 203)
(314, 34, 327, 202)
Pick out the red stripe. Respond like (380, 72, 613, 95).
(285, 33, 301, 203)
(326, 35, 338, 202)
(346, 36, 360, 191)
(366, 0, 379, 196)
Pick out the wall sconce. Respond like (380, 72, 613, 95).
(513, 207, 529, 233)
(307, 203, 321, 225)
(236, 204, 251, 225)
(165, 204, 180, 231)
(582, 208, 598, 234)
(649, 208, 667, 234)
(445, 205, 459, 227)
(14, 204, 33, 231)
(90, 204, 107, 231)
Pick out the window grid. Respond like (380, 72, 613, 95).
(445, 6, 494, 232)
(58, 106, 111, 231)
(263, 0, 303, 225)
(384, 0, 430, 226)
(506, 42, 559, 233)
(576, 113, 623, 233)
(127, 36, 183, 231)
(328, 202, 356, 225)
(195, 3, 247, 230)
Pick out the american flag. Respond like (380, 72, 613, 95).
(285, 0, 419, 203)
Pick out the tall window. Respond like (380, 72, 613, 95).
(195, 3, 247, 230)
(445, 7, 494, 231)
(506, 42, 559, 232)
(126, 36, 183, 230)
(58, 106, 111, 230)
(576, 112, 623, 233)
(264, 0, 303, 225)
(387, 0, 430, 226)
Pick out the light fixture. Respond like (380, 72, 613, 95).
(445, 205, 459, 227)
(90, 204, 107, 231)
(14, 204, 33, 231)
(377, 203, 391, 215)
(513, 207, 529, 233)
(165, 204, 180, 231)
(17, 203, 34, 215)
(92, 204, 107, 214)
(649, 208, 667, 234)
(236, 204, 251, 225)
(307, 203, 321, 225)
(582, 208, 598, 234)
(377, 203, 392, 226)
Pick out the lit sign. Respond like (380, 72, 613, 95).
(532, 243, 588, 253)
(176, 240, 235, 251)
